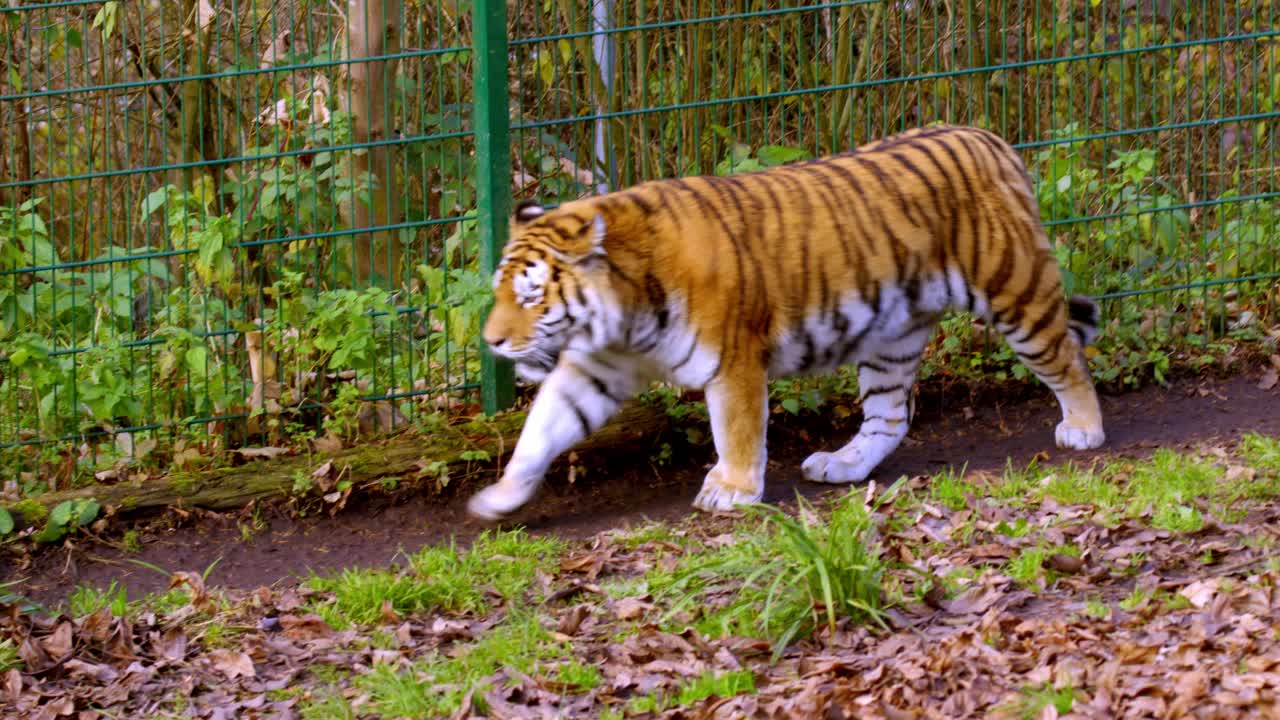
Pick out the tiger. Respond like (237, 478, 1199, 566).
(467, 124, 1106, 520)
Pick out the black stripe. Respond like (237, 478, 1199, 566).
(794, 164, 857, 270)
(862, 413, 908, 423)
(986, 234, 1016, 294)
(585, 373, 624, 404)
(699, 176, 772, 362)
(674, 177, 750, 366)
(892, 317, 936, 342)
(858, 360, 889, 374)
(644, 272, 669, 329)
(861, 383, 906, 399)
(876, 351, 922, 365)
(672, 330, 700, 371)
(811, 161, 873, 294)
(1017, 332, 1066, 364)
(604, 257, 641, 290)
(854, 155, 924, 230)
(1011, 250, 1049, 309)
(561, 390, 593, 436)
(624, 191, 656, 215)
(1021, 301, 1063, 347)
(886, 150, 942, 222)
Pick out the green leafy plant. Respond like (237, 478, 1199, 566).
(33, 497, 100, 543)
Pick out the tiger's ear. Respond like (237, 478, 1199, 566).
(513, 200, 545, 225)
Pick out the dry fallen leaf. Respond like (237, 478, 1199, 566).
(3, 668, 21, 703)
(40, 621, 74, 660)
(157, 627, 188, 662)
(279, 613, 335, 642)
(1258, 368, 1278, 391)
(1179, 578, 1220, 608)
(379, 600, 401, 625)
(168, 571, 218, 614)
(1044, 554, 1085, 574)
(557, 604, 591, 637)
(209, 649, 256, 680)
(612, 597, 653, 622)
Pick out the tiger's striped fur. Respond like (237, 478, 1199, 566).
(468, 124, 1105, 519)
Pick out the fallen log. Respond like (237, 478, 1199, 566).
(4, 402, 670, 527)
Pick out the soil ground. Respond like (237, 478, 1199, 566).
(6, 369, 1279, 608)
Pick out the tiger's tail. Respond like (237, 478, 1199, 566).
(1067, 295, 1101, 348)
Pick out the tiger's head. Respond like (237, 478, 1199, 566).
(482, 199, 612, 383)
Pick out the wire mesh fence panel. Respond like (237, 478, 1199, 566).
(0, 1, 483, 478)
(2, 1, 1277, 484)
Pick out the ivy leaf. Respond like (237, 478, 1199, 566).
(185, 345, 209, 375)
(0, 507, 13, 535)
(140, 186, 173, 220)
(757, 145, 810, 167)
(75, 499, 101, 527)
(49, 500, 74, 529)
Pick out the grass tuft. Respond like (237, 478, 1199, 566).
(628, 669, 756, 713)
(663, 492, 888, 657)
(0, 638, 20, 672)
(996, 684, 1079, 719)
(308, 529, 564, 627)
(67, 581, 129, 618)
(359, 612, 565, 717)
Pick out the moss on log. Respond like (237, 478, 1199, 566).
(5, 403, 669, 526)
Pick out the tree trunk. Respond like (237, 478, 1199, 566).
(341, 0, 404, 287)
(4, 403, 670, 524)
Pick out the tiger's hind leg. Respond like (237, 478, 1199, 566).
(999, 295, 1105, 450)
(802, 324, 932, 484)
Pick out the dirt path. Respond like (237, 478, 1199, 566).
(8, 370, 1278, 607)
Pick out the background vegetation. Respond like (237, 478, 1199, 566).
(0, 0, 1277, 499)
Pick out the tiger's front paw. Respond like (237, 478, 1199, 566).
(692, 464, 763, 513)
(466, 480, 538, 520)
(801, 451, 873, 484)
(1055, 421, 1105, 451)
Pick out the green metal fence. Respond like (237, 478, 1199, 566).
(2, 1, 1278, 477)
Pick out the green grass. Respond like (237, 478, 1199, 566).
(1042, 464, 1123, 511)
(998, 684, 1079, 719)
(555, 660, 604, 691)
(299, 692, 356, 720)
(0, 638, 20, 672)
(1240, 433, 1280, 474)
(984, 460, 1043, 505)
(1125, 449, 1221, 531)
(627, 670, 756, 714)
(358, 612, 567, 717)
(1237, 433, 1280, 499)
(66, 581, 129, 618)
(1005, 544, 1081, 591)
(929, 468, 975, 511)
(609, 521, 683, 550)
(1080, 598, 1109, 620)
(308, 529, 564, 627)
(992, 517, 1032, 538)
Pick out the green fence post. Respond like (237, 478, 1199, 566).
(474, 0, 515, 414)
